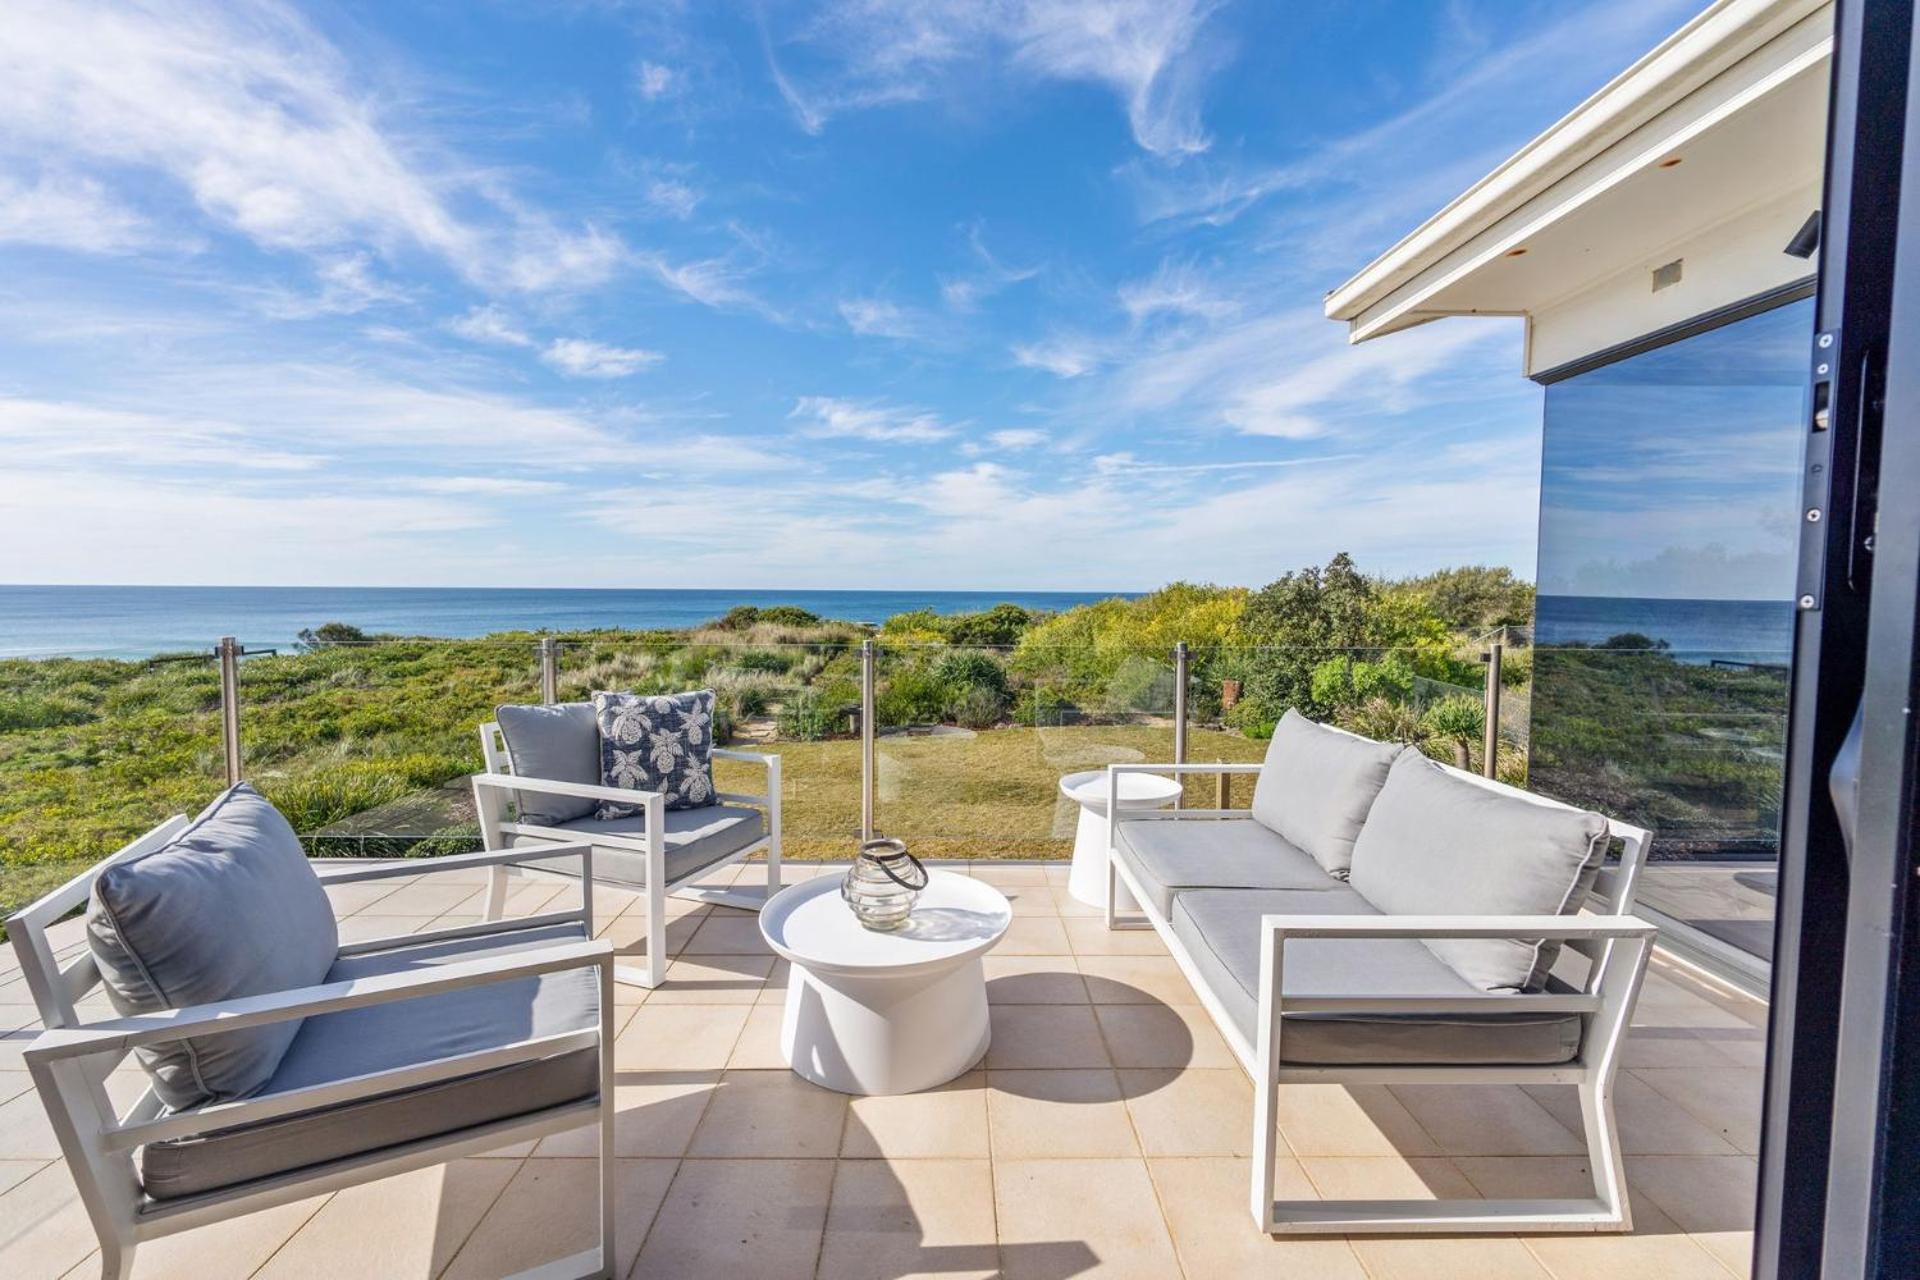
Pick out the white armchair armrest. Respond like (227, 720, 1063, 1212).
(25, 938, 613, 1065)
(471, 772, 664, 807)
(315, 841, 594, 885)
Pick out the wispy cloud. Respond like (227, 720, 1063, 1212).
(839, 296, 934, 341)
(0, 172, 158, 254)
(1012, 335, 1104, 378)
(791, 395, 955, 443)
(449, 304, 534, 348)
(1118, 259, 1237, 325)
(940, 222, 1040, 312)
(540, 337, 663, 378)
(761, 0, 1227, 155)
(0, 0, 624, 291)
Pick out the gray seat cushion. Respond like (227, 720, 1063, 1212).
(140, 922, 600, 1202)
(87, 784, 339, 1110)
(1248, 711, 1406, 879)
(1114, 817, 1342, 916)
(495, 702, 600, 825)
(1171, 889, 1582, 1066)
(516, 804, 766, 888)
(1348, 753, 1609, 992)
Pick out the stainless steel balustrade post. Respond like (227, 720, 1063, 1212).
(1482, 632, 1504, 779)
(218, 635, 243, 785)
(1173, 641, 1189, 809)
(539, 636, 559, 704)
(860, 638, 876, 841)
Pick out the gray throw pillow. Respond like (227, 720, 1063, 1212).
(495, 702, 600, 825)
(592, 689, 717, 816)
(1347, 752, 1609, 992)
(86, 783, 340, 1109)
(1248, 709, 1406, 879)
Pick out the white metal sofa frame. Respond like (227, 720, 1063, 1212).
(1104, 759, 1657, 1236)
(474, 720, 782, 988)
(6, 822, 618, 1280)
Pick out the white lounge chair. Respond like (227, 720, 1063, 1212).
(474, 708, 782, 987)
(7, 788, 617, 1280)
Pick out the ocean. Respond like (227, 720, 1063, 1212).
(1533, 594, 1796, 664)
(0, 585, 1136, 659)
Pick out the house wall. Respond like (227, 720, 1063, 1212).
(1526, 183, 1822, 376)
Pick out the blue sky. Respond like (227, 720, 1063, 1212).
(0, 0, 1707, 590)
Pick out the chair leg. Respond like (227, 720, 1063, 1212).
(1249, 1077, 1279, 1232)
(99, 1237, 135, 1280)
(1578, 1077, 1632, 1230)
(644, 880, 668, 988)
(482, 865, 510, 922)
(596, 963, 617, 1280)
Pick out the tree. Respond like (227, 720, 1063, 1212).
(296, 622, 368, 650)
(1420, 693, 1485, 770)
(1233, 554, 1388, 722)
(1393, 565, 1535, 632)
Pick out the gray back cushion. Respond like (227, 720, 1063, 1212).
(1248, 710, 1406, 878)
(1348, 753, 1609, 992)
(86, 784, 340, 1109)
(495, 702, 600, 825)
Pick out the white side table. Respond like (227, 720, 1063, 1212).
(1060, 768, 1184, 908)
(758, 870, 1011, 1095)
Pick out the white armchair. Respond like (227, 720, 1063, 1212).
(475, 719, 782, 988)
(7, 825, 618, 1280)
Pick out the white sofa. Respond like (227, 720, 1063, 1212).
(1105, 710, 1656, 1235)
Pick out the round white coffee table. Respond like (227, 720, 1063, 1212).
(1060, 769, 1184, 908)
(758, 870, 1011, 1095)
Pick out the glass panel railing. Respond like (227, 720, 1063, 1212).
(1, 646, 228, 928)
(238, 637, 541, 857)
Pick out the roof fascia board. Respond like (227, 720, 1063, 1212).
(1324, 0, 1827, 322)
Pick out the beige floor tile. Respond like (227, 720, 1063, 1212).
(680, 913, 775, 955)
(1076, 955, 1197, 1005)
(1627, 1154, 1758, 1235)
(1120, 1068, 1252, 1157)
(688, 1069, 850, 1158)
(727, 1005, 791, 1069)
(0, 1159, 46, 1197)
(644, 954, 773, 1004)
(1051, 888, 1101, 917)
(1621, 1025, 1743, 1069)
(992, 1158, 1180, 1280)
(1695, 1230, 1756, 1278)
(333, 914, 438, 945)
(256, 1160, 516, 1279)
(630, 1158, 834, 1280)
(1271, 1083, 1440, 1158)
(843, 1072, 990, 1159)
(534, 1073, 721, 1158)
(994, 916, 1073, 955)
(615, 1004, 749, 1070)
(1300, 1154, 1480, 1201)
(0, 1162, 105, 1280)
(0, 1072, 33, 1108)
(986, 1005, 1111, 1068)
(595, 909, 704, 958)
(1093, 1001, 1236, 1069)
(0, 1084, 61, 1160)
(76, 1193, 328, 1280)
(356, 880, 478, 917)
(817, 1158, 1000, 1280)
(756, 957, 793, 1006)
(971, 864, 1050, 887)
(1631, 1067, 1763, 1154)
(1149, 1156, 1368, 1278)
(1388, 1084, 1587, 1156)
(1354, 1236, 1551, 1279)
(983, 955, 1087, 1004)
(1063, 919, 1168, 956)
(323, 882, 403, 914)
(986, 1070, 1139, 1159)
(1452, 1155, 1682, 1233)
(1001, 884, 1062, 917)
(442, 1157, 672, 1280)
(1520, 1230, 1735, 1280)
(1523, 1075, 1739, 1156)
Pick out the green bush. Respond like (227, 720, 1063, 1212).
(947, 685, 1009, 729)
(735, 649, 795, 674)
(877, 667, 949, 727)
(776, 691, 839, 741)
(0, 693, 93, 731)
(930, 650, 1009, 697)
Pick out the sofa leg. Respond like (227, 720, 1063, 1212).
(100, 1237, 135, 1280)
(1578, 1078, 1632, 1230)
(1250, 1079, 1279, 1231)
(482, 864, 510, 922)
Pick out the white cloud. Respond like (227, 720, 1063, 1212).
(645, 177, 702, 220)
(448, 304, 535, 348)
(633, 60, 679, 101)
(838, 296, 932, 341)
(989, 428, 1047, 450)
(764, 0, 1224, 155)
(0, 172, 156, 254)
(540, 337, 663, 378)
(404, 476, 568, 496)
(1012, 336, 1102, 378)
(790, 395, 954, 443)
(0, 0, 624, 292)
(940, 222, 1040, 312)
(1118, 260, 1237, 324)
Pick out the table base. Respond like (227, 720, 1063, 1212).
(780, 957, 989, 1095)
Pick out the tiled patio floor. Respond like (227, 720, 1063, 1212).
(1, 859, 1766, 1279)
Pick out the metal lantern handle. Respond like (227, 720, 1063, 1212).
(859, 837, 928, 890)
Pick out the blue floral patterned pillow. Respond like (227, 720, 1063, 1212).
(591, 689, 717, 815)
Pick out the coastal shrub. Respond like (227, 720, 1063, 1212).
(1419, 693, 1485, 770)
(1104, 655, 1174, 717)
(1334, 696, 1422, 744)
(947, 685, 1008, 730)
(777, 691, 838, 741)
(296, 621, 370, 649)
(944, 604, 1034, 648)
(877, 667, 948, 727)
(1308, 652, 1416, 712)
(734, 648, 794, 674)
(0, 693, 93, 731)
(930, 650, 1009, 698)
